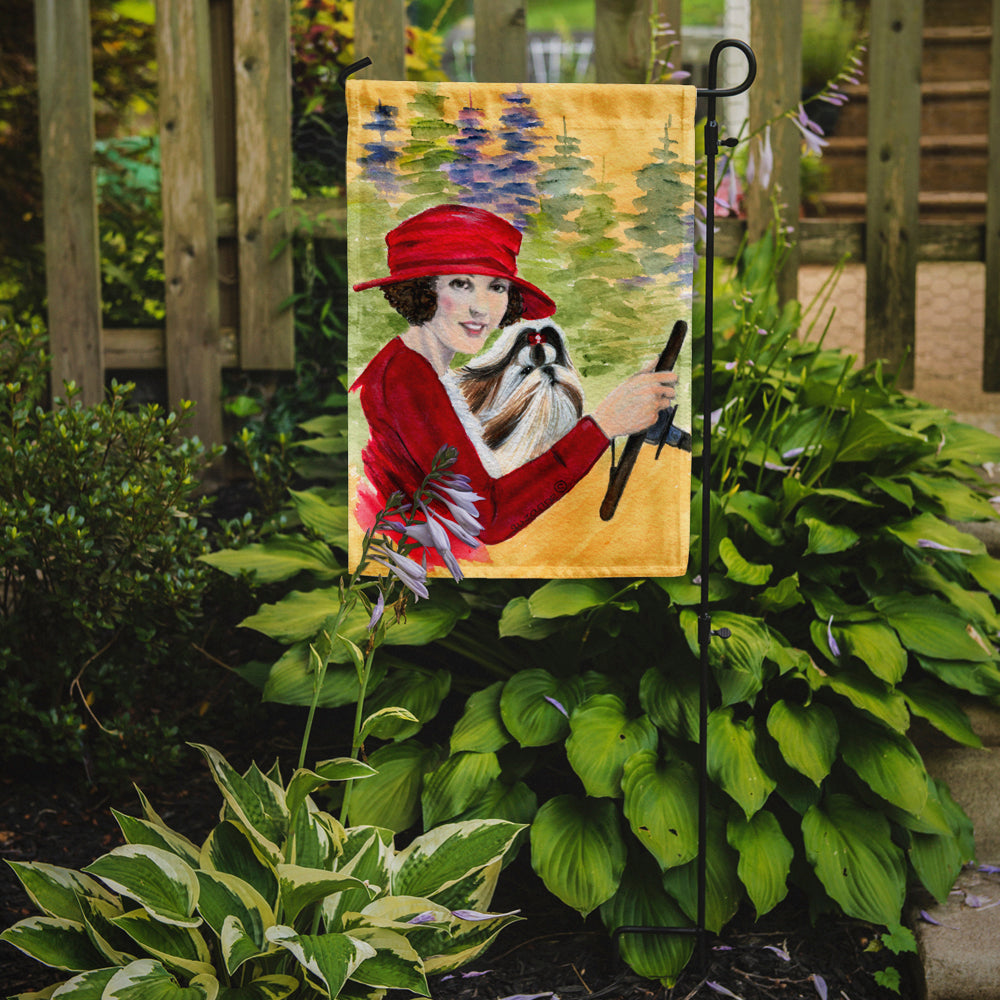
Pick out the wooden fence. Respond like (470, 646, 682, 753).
(34, 0, 1000, 445)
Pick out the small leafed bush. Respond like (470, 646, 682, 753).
(1, 316, 218, 781)
(1, 743, 523, 998)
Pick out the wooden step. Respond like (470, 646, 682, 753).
(922, 0, 992, 28)
(814, 189, 988, 222)
(922, 25, 992, 83)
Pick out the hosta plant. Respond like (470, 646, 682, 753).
(1, 743, 523, 999)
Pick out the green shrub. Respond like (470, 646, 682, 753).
(1, 743, 524, 998)
(0, 316, 220, 783)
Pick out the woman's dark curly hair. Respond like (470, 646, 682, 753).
(382, 276, 524, 328)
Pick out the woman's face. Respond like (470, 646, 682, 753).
(424, 274, 510, 356)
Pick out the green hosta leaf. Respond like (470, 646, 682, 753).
(450, 681, 510, 754)
(0, 916, 107, 971)
(935, 420, 1000, 464)
(453, 780, 538, 827)
(802, 793, 906, 926)
(724, 490, 784, 545)
(393, 820, 524, 901)
(621, 751, 698, 871)
(836, 621, 907, 684)
(191, 746, 287, 862)
(707, 708, 776, 818)
(421, 751, 502, 829)
(277, 865, 373, 925)
(909, 828, 965, 905)
(639, 665, 699, 742)
(566, 695, 657, 798)
(835, 410, 927, 463)
(195, 870, 273, 973)
(756, 573, 804, 613)
(802, 517, 859, 556)
(289, 488, 349, 548)
(680, 610, 770, 706)
(285, 761, 375, 822)
(718, 537, 772, 585)
(499, 669, 585, 747)
(200, 536, 341, 583)
(886, 512, 985, 556)
(812, 664, 910, 732)
(265, 926, 375, 997)
(840, 720, 928, 816)
(363, 666, 451, 740)
(661, 807, 742, 933)
(527, 579, 616, 618)
(766, 700, 838, 786)
(910, 562, 1000, 633)
(112, 812, 201, 868)
(200, 822, 278, 910)
(905, 472, 999, 521)
(347, 741, 441, 832)
(968, 553, 1000, 597)
(901, 680, 982, 748)
(727, 810, 793, 918)
(654, 573, 738, 606)
(497, 596, 565, 639)
(530, 796, 627, 916)
(916, 655, 1000, 696)
(866, 474, 914, 509)
(600, 852, 694, 986)
(5, 862, 118, 922)
(261, 644, 386, 709)
(84, 846, 200, 928)
(873, 594, 995, 662)
(346, 926, 428, 994)
(111, 908, 214, 977)
(102, 959, 216, 999)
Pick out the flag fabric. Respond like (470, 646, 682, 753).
(346, 81, 696, 578)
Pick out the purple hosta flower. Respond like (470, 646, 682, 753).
(544, 695, 569, 718)
(716, 158, 741, 215)
(390, 511, 464, 583)
(407, 911, 438, 925)
(764, 944, 791, 961)
(917, 539, 974, 555)
(451, 908, 521, 921)
(369, 543, 429, 600)
(811, 974, 828, 1000)
(497, 994, 557, 1000)
(979, 864, 1000, 874)
(746, 125, 774, 191)
(427, 482, 485, 537)
(792, 104, 829, 156)
(827, 615, 841, 657)
(367, 590, 385, 631)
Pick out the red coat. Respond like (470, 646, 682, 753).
(351, 337, 608, 544)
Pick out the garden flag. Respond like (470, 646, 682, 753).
(346, 81, 697, 578)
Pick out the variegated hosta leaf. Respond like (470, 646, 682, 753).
(102, 958, 217, 999)
(621, 751, 699, 871)
(78, 894, 135, 966)
(565, 695, 658, 799)
(200, 821, 279, 910)
(450, 681, 511, 754)
(499, 669, 585, 747)
(110, 908, 214, 978)
(418, 907, 522, 975)
(344, 926, 429, 994)
(83, 846, 200, 928)
(112, 810, 201, 868)
(424, 859, 502, 916)
(600, 852, 694, 986)
(191, 746, 288, 863)
(839, 719, 928, 816)
(707, 708, 776, 819)
(765, 699, 838, 786)
(213, 974, 300, 999)
(287, 801, 344, 870)
(4, 861, 118, 922)
(530, 796, 626, 917)
(322, 829, 393, 931)
(661, 807, 742, 934)
(41, 965, 117, 997)
(726, 810, 793, 918)
(347, 741, 441, 833)
(0, 915, 107, 971)
(265, 925, 376, 998)
(391, 820, 524, 901)
(285, 762, 375, 824)
(276, 865, 375, 925)
(802, 793, 906, 927)
(421, 751, 501, 829)
(363, 667, 451, 741)
(195, 870, 274, 973)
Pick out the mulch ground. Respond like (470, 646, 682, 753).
(0, 738, 917, 1000)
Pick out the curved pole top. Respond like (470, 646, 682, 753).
(696, 39, 756, 99)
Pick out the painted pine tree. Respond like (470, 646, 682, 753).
(491, 89, 547, 229)
(395, 88, 461, 216)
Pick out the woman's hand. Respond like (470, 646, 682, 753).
(592, 369, 678, 439)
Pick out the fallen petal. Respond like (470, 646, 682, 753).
(812, 974, 828, 1000)
(764, 944, 791, 961)
(544, 695, 569, 718)
(707, 982, 742, 999)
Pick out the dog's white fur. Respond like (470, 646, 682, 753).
(454, 320, 585, 474)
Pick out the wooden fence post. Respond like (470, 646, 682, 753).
(746, 0, 801, 305)
(864, 0, 923, 389)
(593, 0, 678, 85)
(33, 0, 103, 405)
(233, 0, 294, 369)
(473, 0, 526, 83)
(355, 0, 406, 80)
(985, 0, 1000, 391)
(157, 0, 223, 445)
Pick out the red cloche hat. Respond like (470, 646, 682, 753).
(352, 204, 556, 320)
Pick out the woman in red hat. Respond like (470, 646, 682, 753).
(352, 203, 676, 547)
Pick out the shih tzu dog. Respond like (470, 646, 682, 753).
(457, 320, 585, 474)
